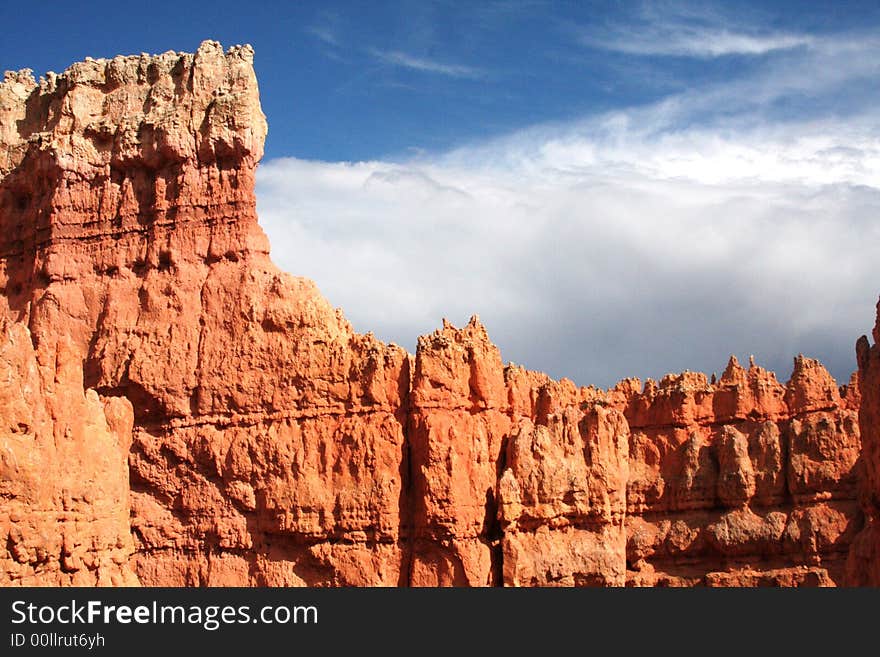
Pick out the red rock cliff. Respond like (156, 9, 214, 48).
(0, 42, 874, 586)
(616, 357, 861, 585)
(850, 303, 880, 585)
(1, 41, 411, 586)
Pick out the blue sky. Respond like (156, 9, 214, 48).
(3, 1, 879, 160)
(3, 1, 880, 387)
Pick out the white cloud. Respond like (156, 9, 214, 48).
(368, 48, 484, 78)
(582, 26, 812, 58)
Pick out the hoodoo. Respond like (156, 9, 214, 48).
(0, 42, 873, 586)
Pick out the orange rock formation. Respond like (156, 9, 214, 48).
(850, 304, 880, 585)
(0, 42, 874, 586)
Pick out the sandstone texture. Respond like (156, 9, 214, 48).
(849, 303, 880, 585)
(0, 42, 875, 586)
(0, 320, 136, 585)
(616, 356, 861, 585)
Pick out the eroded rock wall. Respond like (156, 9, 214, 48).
(0, 320, 136, 585)
(615, 357, 861, 586)
(849, 304, 880, 585)
(0, 43, 874, 586)
(0, 41, 411, 586)
(407, 318, 628, 586)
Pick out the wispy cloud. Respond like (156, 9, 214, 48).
(583, 28, 812, 57)
(368, 48, 484, 78)
(554, 30, 880, 136)
(307, 25, 340, 48)
(577, 3, 813, 58)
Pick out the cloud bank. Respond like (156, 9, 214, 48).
(256, 123, 879, 387)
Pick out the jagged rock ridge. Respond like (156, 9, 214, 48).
(0, 42, 873, 586)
